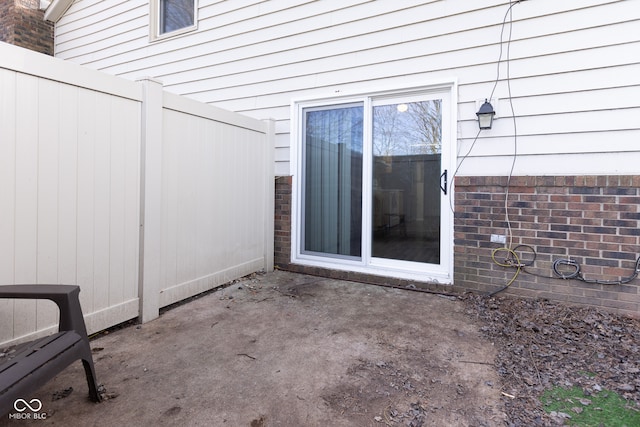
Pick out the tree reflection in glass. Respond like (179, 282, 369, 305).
(372, 100, 442, 264)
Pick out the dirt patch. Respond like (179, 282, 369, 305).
(250, 415, 266, 427)
(321, 355, 497, 426)
(3, 272, 640, 426)
(1, 271, 504, 426)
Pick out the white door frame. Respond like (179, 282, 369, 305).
(290, 80, 457, 284)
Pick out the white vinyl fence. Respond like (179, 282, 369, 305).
(0, 43, 274, 347)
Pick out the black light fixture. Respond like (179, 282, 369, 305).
(476, 99, 496, 130)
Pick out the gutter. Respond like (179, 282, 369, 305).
(43, 0, 74, 22)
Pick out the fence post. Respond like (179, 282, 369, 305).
(137, 77, 163, 323)
(264, 119, 276, 272)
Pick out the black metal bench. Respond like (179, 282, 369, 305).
(0, 285, 101, 416)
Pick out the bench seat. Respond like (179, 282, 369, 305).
(0, 285, 101, 416)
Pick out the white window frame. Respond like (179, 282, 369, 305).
(290, 80, 458, 284)
(150, 0, 198, 42)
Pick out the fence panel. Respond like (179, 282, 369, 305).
(0, 44, 143, 345)
(0, 44, 273, 347)
(155, 93, 272, 308)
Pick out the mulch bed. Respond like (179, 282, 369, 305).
(462, 293, 640, 426)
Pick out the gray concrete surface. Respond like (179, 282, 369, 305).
(2, 271, 505, 426)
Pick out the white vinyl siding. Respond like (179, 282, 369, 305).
(53, 0, 640, 177)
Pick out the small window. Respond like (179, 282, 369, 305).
(151, 0, 197, 41)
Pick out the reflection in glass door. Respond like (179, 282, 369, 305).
(371, 99, 442, 264)
(302, 104, 363, 259)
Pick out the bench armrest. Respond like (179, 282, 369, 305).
(0, 285, 88, 336)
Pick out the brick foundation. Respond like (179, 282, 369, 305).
(274, 175, 640, 316)
(274, 176, 292, 267)
(454, 175, 640, 316)
(0, 0, 54, 56)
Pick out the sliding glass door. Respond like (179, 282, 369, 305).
(296, 86, 453, 282)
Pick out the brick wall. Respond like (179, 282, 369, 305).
(0, 0, 16, 43)
(0, 0, 54, 56)
(455, 175, 640, 316)
(274, 176, 292, 267)
(274, 175, 640, 316)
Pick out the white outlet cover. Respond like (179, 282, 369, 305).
(490, 234, 506, 244)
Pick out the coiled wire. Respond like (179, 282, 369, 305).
(489, 244, 640, 296)
(552, 257, 640, 285)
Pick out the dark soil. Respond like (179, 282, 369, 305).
(462, 293, 640, 426)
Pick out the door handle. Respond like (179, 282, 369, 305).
(440, 169, 448, 195)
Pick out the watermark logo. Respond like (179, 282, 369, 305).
(14, 399, 42, 412)
(8, 398, 46, 420)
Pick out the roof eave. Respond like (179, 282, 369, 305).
(44, 0, 74, 22)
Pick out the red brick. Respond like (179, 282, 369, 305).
(0, 0, 53, 55)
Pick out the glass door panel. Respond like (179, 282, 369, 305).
(302, 104, 364, 258)
(371, 100, 442, 264)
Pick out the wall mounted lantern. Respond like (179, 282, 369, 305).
(476, 99, 496, 130)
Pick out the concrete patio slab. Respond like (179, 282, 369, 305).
(2, 271, 505, 426)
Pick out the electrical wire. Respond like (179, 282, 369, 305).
(489, 244, 640, 294)
(488, 1, 521, 102)
(486, 2, 524, 295)
(552, 257, 640, 285)
(450, 2, 521, 226)
(448, 128, 481, 214)
(503, 2, 519, 249)
(488, 247, 522, 296)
